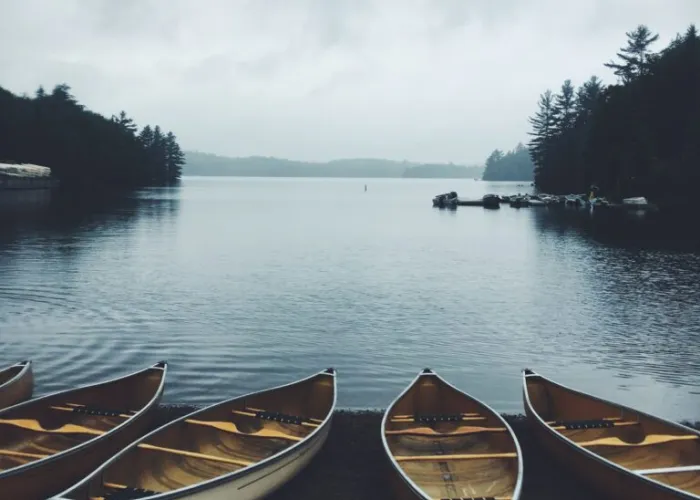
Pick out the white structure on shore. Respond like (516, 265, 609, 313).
(0, 163, 57, 189)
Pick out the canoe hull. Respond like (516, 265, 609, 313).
(172, 416, 332, 500)
(0, 363, 166, 500)
(0, 361, 33, 410)
(523, 373, 700, 500)
(382, 370, 523, 500)
(4, 399, 161, 500)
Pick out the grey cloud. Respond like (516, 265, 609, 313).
(0, 0, 698, 164)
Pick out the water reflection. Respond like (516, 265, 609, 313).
(0, 179, 698, 420)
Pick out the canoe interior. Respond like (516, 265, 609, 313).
(384, 373, 519, 500)
(0, 365, 164, 475)
(0, 363, 25, 387)
(526, 374, 700, 497)
(62, 371, 335, 500)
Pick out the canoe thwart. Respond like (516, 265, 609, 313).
(245, 406, 323, 424)
(394, 452, 517, 462)
(392, 412, 481, 420)
(391, 414, 486, 424)
(547, 418, 634, 430)
(62, 402, 136, 418)
(232, 408, 320, 427)
(385, 426, 507, 437)
(50, 406, 132, 419)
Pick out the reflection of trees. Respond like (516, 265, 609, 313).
(0, 187, 181, 258)
(531, 207, 700, 251)
(529, 207, 700, 394)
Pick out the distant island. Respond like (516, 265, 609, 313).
(184, 151, 484, 179)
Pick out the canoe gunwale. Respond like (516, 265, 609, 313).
(0, 360, 32, 392)
(522, 369, 700, 500)
(56, 368, 338, 500)
(0, 361, 167, 479)
(381, 369, 524, 500)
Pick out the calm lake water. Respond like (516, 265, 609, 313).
(1, 177, 699, 420)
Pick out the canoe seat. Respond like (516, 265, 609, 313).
(414, 414, 484, 424)
(104, 486, 158, 500)
(54, 403, 134, 418)
(549, 419, 631, 430)
(233, 408, 319, 427)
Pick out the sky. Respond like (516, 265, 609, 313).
(0, 1, 698, 164)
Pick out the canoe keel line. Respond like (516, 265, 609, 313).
(56, 368, 337, 500)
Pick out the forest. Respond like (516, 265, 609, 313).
(0, 84, 184, 189)
(529, 24, 700, 208)
(482, 143, 534, 181)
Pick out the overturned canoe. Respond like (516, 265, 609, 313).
(523, 369, 700, 499)
(0, 361, 167, 500)
(382, 369, 523, 500)
(56, 368, 337, 500)
(0, 360, 33, 410)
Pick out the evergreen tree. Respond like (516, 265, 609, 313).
(604, 25, 660, 83)
(0, 84, 183, 189)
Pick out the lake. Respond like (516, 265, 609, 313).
(0, 177, 698, 421)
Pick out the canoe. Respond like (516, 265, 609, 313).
(382, 368, 523, 500)
(0, 360, 33, 409)
(522, 369, 700, 499)
(0, 361, 167, 500)
(56, 368, 337, 500)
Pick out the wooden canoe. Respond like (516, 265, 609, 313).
(0, 360, 33, 410)
(0, 361, 167, 500)
(382, 368, 523, 500)
(56, 368, 337, 500)
(523, 368, 700, 499)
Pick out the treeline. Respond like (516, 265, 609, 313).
(482, 143, 534, 181)
(529, 24, 700, 205)
(0, 84, 184, 189)
(185, 151, 484, 179)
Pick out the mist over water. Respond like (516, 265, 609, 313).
(1, 177, 698, 420)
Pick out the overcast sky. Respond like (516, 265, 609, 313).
(1, 1, 697, 164)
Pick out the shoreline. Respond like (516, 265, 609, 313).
(153, 405, 698, 499)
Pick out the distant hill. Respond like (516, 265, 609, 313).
(184, 151, 484, 179)
(403, 163, 483, 179)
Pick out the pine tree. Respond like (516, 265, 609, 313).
(165, 131, 185, 182)
(604, 25, 659, 83)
